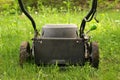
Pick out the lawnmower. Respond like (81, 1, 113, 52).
(18, 0, 99, 68)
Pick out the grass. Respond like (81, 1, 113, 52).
(0, 10, 120, 80)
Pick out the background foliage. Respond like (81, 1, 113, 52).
(0, 0, 120, 14)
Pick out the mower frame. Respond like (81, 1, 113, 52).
(18, 0, 99, 68)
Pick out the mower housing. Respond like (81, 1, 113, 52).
(18, 0, 99, 68)
(33, 24, 85, 65)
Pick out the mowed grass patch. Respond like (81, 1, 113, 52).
(0, 10, 120, 80)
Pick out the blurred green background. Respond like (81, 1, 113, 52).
(0, 0, 120, 14)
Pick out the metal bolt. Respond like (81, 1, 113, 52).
(76, 41, 79, 43)
(39, 41, 42, 44)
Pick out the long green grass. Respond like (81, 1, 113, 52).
(0, 10, 120, 80)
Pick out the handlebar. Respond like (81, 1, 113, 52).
(18, 0, 38, 37)
(79, 0, 98, 38)
(18, 0, 98, 38)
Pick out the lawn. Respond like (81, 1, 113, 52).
(0, 10, 120, 80)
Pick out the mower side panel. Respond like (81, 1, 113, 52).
(34, 38, 85, 65)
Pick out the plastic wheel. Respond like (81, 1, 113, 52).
(19, 41, 31, 67)
(90, 42, 99, 68)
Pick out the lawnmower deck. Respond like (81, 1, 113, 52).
(34, 38, 85, 65)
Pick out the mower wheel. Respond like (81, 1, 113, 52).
(90, 42, 99, 69)
(19, 41, 31, 67)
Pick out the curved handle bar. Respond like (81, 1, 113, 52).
(18, 0, 97, 38)
(79, 0, 98, 38)
(18, 0, 38, 37)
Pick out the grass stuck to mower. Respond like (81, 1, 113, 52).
(18, 0, 100, 69)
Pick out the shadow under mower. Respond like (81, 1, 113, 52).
(18, 0, 100, 68)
